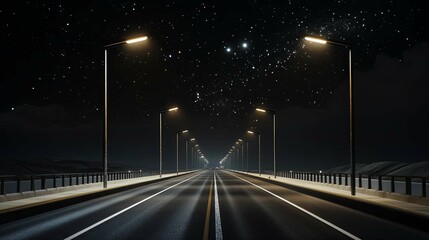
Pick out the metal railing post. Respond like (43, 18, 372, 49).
(405, 177, 412, 195)
(0, 178, 4, 195)
(368, 175, 372, 189)
(378, 175, 382, 191)
(41, 176, 46, 189)
(31, 176, 35, 191)
(339, 173, 342, 185)
(358, 174, 362, 188)
(17, 177, 21, 193)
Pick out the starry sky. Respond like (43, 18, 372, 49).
(1, 1, 429, 172)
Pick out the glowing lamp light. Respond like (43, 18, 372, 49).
(168, 107, 179, 111)
(304, 37, 327, 44)
(256, 108, 266, 113)
(126, 36, 148, 44)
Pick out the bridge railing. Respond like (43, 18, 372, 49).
(277, 171, 427, 198)
(0, 169, 176, 195)
(242, 169, 427, 198)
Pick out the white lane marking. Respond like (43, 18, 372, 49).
(214, 173, 223, 240)
(64, 172, 203, 240)
(229, 172, 361, 240)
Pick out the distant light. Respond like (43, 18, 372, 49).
(242, 42, 248, 48)
(226, 47, 231, 52)
(190, 138, 196, 141)
(319, 170, 322, 173)
(181, 130, 189, 133)
(11, 107, 15, 111)
(247, 130, 254, 134)
(238, 139, 243, 142)
(304, 36, 327, 45)
(126, 36, 148, 44)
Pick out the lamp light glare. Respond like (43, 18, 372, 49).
(304, 37, 327, 44)
(126, 36, 148, 44)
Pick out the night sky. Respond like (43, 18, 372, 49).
(1, 1, 429, 172)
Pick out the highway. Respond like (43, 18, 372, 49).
(0, 170, 428, 239)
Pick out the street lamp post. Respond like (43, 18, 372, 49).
(256, 108, 276, 178)
(189, 138, 195, 171)
(159, 107, 179, 178)
(246, 141, 249, 173)
(193, 144, 199, 170)
(185, 140, 188, 171)
(232, 146, 236, 170)
(103, 36, 147, 188)
(248, 130, 261, 176)
(176, 130, 188, 175)
(304, 36, 355, 196)
(238, 139, 243, 171)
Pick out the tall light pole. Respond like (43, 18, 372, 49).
(185, 140, 188, 171)
(103, 36, 148, 188)
(304, 36, 355, 196)
(159, 107, 179, 178)
(188, 138, 195, 171)
(176, 130, 188, 175)
(232, 146, 236, 170)
(248, 130, 261, 176)
(238, 139, 244, 171)
(246, 141, 249, 173)
(194, 144, 199, 170)
(256, 108, 276, 178)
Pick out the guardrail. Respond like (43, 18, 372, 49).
(0, 170, 179, 195)
(245, 170, 428, 198)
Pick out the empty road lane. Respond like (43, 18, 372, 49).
(0, 170, 428, 239)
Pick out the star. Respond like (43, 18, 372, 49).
(242, 42, 248, 48)
(226, 47, 231, 53)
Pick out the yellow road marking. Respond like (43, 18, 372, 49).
(203, 178, 214, 240)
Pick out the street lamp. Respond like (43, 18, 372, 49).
(232, 146, 236, 170)
(188, 138, 195, 170)
(194, 144, 199, 170)
(160, 107, 179, 177)
(304, 36, 355, 196)
(256, 108, 276, 178)
(176, 130, 188, 175)
(103, 35, 148, 188)
(248, 130, 261, 176)
(238, 139, 244, 171)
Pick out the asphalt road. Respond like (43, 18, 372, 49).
(0, 170, 428, 240)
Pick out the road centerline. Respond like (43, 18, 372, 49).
(203, 177, 214, 240)
(227, 171, 361, 240)
(214, 173, 223, 240)
(64, 172, 203, 240)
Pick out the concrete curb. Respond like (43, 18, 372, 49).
(231, 171, 429, 233)
(0, 183, 102, 203)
